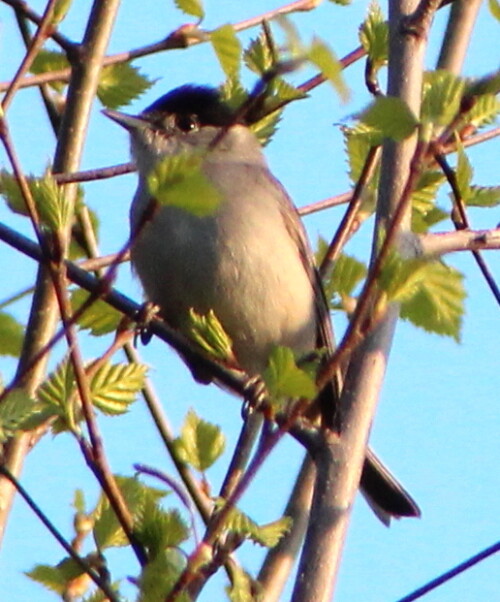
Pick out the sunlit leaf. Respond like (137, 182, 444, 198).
(263, 346, 317, 405)
(97, 62, 155, 110)
(174, 0, 204, 20)
(421, 70, 465, 127)
(211, 24, 242, 79)
(187, 309, 234, 362)
(308, 37, 349, 102)
(0, 312, 23, 357)
(147, 152, 222, 217)
(0, 389, 36, 442)
(359, 2, 388, 68)
(359, 96, 419, 143)
(70, 289, 122, 336)
(90, 362, 147, 415)
(174, 409, 225, 471)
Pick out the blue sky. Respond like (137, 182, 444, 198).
(0, 1, 499, 600)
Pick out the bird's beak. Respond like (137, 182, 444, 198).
(102, 109, 148, 132)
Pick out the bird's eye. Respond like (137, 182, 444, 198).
(175, 114, 199, 133)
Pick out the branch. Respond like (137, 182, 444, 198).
(416, 228, 500, 256)
(292, 0, 430, 599)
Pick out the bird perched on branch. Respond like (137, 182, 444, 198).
(104, 84, 420, 523)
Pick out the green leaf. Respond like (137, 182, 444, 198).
(421, 70, 465, 127)
(52, 0, 72, 24)
(36, 358, 78, 432)
(25, 562, 79, 594)
(226, 565, 260, 602)
(147, 152, 222, 217)
(250, 109, 283, 146)
(380, 254, 466, 342)
(0, 389, 36, 442)
(174, 0, 204, 20)
(244, 33, 274, 74)
(174, 409, 225, 472)
(308, 37, 349, 102)
(359, 96, 419, 143)
(455, 144, 473, 202)
(466, 185, 500, 207)
(411, 171, 447, 233)
(0, 170, 73, 231)
(137, 552, 188, 602)
(187, 309, 234, 362)
(343, 128, 380, 205)
(489, 0, 500, 20)
(97, 62, 155, 110)
(359, 2, 388, 68)
(29, 50, 69, 92)
(263, 346, 317, 405)
(73, 489, 86, 513)
(70, 289, 122, 336)
(211, 24, 242, 79)
(462, 93, 500, 129)
(135, 500, 189, 559)
(90, 362, 147, 415)
(217, 501, 292, 547)
(0, 312, 23, 357)
(93, 476, 167, 549)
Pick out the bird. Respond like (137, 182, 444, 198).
(104, 84, 420, 523)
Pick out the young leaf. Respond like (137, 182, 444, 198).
(211, 24, 242, 79)
(135, 500, 189, 559)
(359, 96, 419, 143)
(52, 0, 72, 24)
(308, 37, 349, 102)
(244, 33, 274, 74)
(70, 289, 122, 336)
(489, 0, 500, 20)
(462, 93, 500, 129)
(36, 357, 79, 432)
(29, 50, 69, 92)
(147, 152, 222, 217)
(0, 389, 36, 443)
(97, 62, 155, 110)
(174, 409, 225, 472)
(466, 185, 500, 207)
(380, 254, 466, 342)
(359, 2, 388, 68)
(25, 562, 79, 595)
(174, 0, 204, 20)
(421, 70, 465, 128)
(187, 308, 234, 362)
(0, 170, 72, 231)
(263, 346, 317, 405)
(455, 145, 473, 202)
(90, 362, 147, 415)
(137, 552, 188, 602)
(250, 109, 283, 147)
(0, 311, 23, 357)
(411, 171, 447, 233)
(218, 501, 292, 547)
(93, 476, 167, 549)
(226, 565, 258, 602)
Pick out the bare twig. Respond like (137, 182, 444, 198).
(396, 540, 500, 602)
(434, 153, 500, 305)
(0, 465, 120, 602)
(319, 146, 380, 278)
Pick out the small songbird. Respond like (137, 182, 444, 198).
(104, 85, 420, 522)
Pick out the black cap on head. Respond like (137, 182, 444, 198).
(143, 85, 236, 127)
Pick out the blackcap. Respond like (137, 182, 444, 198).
(104, 85, 419, 522)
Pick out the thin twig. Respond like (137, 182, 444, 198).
(319, 146, 380, 278)
(396, 540, 500, 602)
(0, 465, 120, 602)
(2, 0, 60, 110)
(434, 152, 500, 305)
